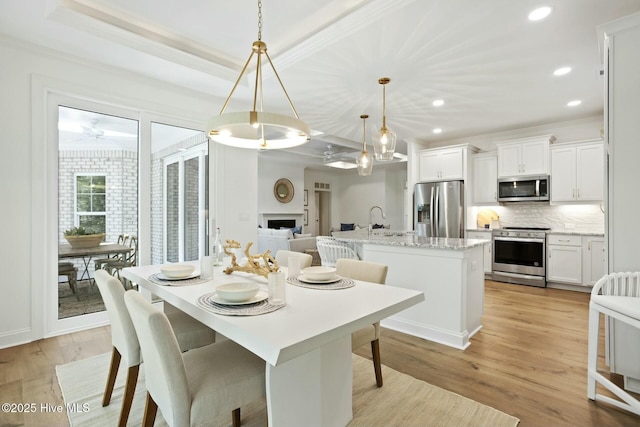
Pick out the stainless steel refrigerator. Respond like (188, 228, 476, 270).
(414, 181, 464, 238)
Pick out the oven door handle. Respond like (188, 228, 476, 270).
(494, 237, 545, 244)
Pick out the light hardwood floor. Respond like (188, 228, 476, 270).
(0, 280, 638, 426)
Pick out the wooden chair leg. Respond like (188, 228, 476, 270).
(371, 339, 383, 388)
(103, 347, 121, 406)
(142, 392, 158, 427)
(232, 407, 241, 427)
(118, 365, 140, 427)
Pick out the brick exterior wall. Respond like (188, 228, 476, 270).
(58, 149, 138, 275)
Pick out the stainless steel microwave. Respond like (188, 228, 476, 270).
(497, 175, 549, 202)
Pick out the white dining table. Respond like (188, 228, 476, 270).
(121, 261, 424, 427)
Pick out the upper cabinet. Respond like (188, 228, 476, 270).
(550, 140, 604, 203)
(418, 146, 466, 182)
(496, 135, 553, 178)
(472, 152, 498, 204)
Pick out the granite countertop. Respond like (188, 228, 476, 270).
(465, 228, 604, 236)
(547, 230, 604, 236)
(333, 229, 488, 250)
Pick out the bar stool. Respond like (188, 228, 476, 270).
(587, 271, 640, 416)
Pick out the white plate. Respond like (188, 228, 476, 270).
(156, 272, 200, 281)
(297, 274, 341, 284)
(209, 290, 268, 306)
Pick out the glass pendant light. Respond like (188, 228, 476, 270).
(207, 1, 310, 149)
(357, 114, 373, 176)
(373, 77, 397, 160)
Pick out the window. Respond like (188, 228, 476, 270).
(75, 174, 106, 233)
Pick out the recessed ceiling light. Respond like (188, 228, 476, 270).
(553, 67, 572, 76)
(432, 99, 444, 107)
(433, 128, 442, 134)
(567, 100, 582, 107)
(528, 6, 552, 21)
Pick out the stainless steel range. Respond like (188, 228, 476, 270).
(492, 227, 550, 287)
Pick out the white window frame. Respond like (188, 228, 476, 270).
(74, 173, 107, 232)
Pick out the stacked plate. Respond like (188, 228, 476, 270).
(297, 266, 341, 284)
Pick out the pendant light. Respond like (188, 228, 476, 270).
(373, 77, 397, 160)
(356, 114, 373, 176)
(207, 1, 310, 150)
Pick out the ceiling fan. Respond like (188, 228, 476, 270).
(58, 118, 137, 139)
(323, 144, 358, 169)
(82, 119, 105, 138)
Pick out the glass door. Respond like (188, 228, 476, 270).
(150, 123, 208, 264)
(57, 105, 139, 320)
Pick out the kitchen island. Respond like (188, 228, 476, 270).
(334, 229, 489, 349)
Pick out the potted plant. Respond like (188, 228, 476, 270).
(63, 226, 106, 249)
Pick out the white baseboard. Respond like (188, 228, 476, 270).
(381, 317, 475, 350)
(0, 327, 33, 350)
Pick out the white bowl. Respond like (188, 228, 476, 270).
(160, 264, 195, 279)
(216, 282, 260, 302)
(301, 266, 337, 281)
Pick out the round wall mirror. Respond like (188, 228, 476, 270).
(274, 178, 294, 203)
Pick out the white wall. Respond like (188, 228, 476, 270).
(257, 157, 306, 229)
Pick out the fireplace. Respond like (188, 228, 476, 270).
(268, 219, 296, 229)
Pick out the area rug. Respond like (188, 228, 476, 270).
(58, 280, 105, 319)
(57, 352, 520, 427)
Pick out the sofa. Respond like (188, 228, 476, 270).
(257, 228, 317, 256)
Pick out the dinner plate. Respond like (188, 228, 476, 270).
(297, 274, 341, 284)
(208, 290, 268, 306)
(156, 272, 200, 281)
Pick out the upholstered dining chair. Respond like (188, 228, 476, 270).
(587, 271, 640, 416)
(94, 270, 216, 427)
(124, 289, 266, 427)
(336, 258, 388, 387)
(316, 239, 359, 267)
(275, 250, 313, 269)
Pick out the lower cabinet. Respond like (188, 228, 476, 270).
(467, 231, 492, 274)
(583, 236, 605, 286)
(547, 234, 582, 284)
(547, 234, 605, 287)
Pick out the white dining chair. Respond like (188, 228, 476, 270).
(275, 250, 313, 269)
(587, 271, 640, 416)
(316, 239, 359, 267)
(94, 270, 216, 427)
(335, 258, 388, 387)
(124, 289, 266, 427)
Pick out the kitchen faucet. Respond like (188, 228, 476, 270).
(369, 206, 386, 236)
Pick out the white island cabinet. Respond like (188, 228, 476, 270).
(335, 231, 486, 350)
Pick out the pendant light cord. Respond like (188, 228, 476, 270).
(257, 0, 262, 41)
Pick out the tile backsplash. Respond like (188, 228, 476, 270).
(477, 203, 605, 233)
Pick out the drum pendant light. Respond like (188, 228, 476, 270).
(373, 77, 397, 160)
(207, 1, 310, 149)
(356, 114, 373, 176)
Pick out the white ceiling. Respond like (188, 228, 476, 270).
(3, 0, 640, 169)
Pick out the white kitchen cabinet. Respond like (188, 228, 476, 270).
(496, 135, 552, 178)
(472, 153, 498, 204)
(550, 141, 604, 203)
(582, 236, 605, 286)
(467, 231, 492, 273)
(547, 234, 582, 284)
(418, 147, 463, 181)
